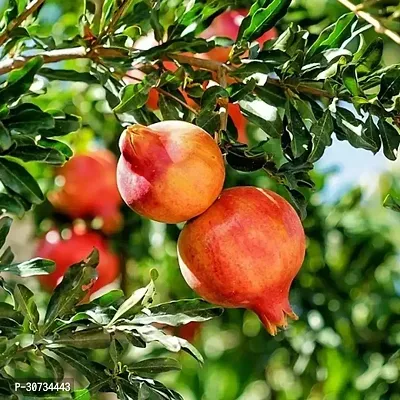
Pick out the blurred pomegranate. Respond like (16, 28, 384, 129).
(37, 228, 120, 293)
(177, 322, 202, 343)
(178, 187, 306, 335)
(49, 150, 122, 234)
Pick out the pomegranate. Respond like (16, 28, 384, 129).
(37, 228, 120, 294)
(117, 121, 225, 223)
(48, 150, 122, 234)
(177, 187, 305, 335)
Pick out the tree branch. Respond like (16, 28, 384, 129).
(0, 46, 128, 75)
(0, 0, 46, 46)
(338, 0, 400, 45)
(97, 0, 135, 43)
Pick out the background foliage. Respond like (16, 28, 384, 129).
(0, 0, 399, 399)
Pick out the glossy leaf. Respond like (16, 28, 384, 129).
(43, 249, 99, 333)
(237, 0, 291, 43)
(0, 158, 44, 204)
(0, 258, 55, 277)
(0, 216, 12, 249)
(0, 57, 43, 104)
(377, 119, 400, 160)
(132, 299, 223, 326)
(308, 110, 334, 162)
(13, 284, 39, 332)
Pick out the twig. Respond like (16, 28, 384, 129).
(125, 72, 199, 114)
(338, 0, 400, 45)
(157, 87, 199, 115)
(0, 0, 46, 46)
(0, 46, 338, 101)
(96, 0, 134, 43)
(171, 54, 229, 72)
(0, 46, 127, 75)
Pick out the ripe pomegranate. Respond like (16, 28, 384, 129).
(201, 9, 278, 62)
(37, 228, 120, 294)
(117, 121, 225, 223)
(48, 150, 122, 234)
(177, 187, 305, 335)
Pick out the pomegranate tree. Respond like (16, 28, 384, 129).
(177, 187, 306, 335)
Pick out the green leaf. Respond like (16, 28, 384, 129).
(237, 0, 291, 43)
(38, 138, 73, 159)
(383, 193, 400, 212)
(4, 107, 55, 134)
(363, 115, 381, 153)
(13, 284, 39, 332)
(335, 108, 378, 153)
(92, 289, 125, 308)
(0, 122, 13, 152)
(134, 325, 204, 363)
(0, 257, 55, 277)
(0, 303, 23, 323)
(254, 83, 286, 108)
(39, 68, 98, 83)
(51, 348, 109, 385)
(0, 158, 44, 204)
(129, 358, 181, 376)
(150, 2, 164, 42)
(307, 13, 356, 58)
(378, 69, 400, 104)
(239, 97, 282, 139)
(355, 38, 383, 75)
(0, 246, 14, 264)
(137, 38, 214, 60)
(72, 388, 91, 400)
(107, 277, 157, 327)
(0, 193, 25, 218)
(43, 249, 99, 333)
(377, 119, 400, 160)
(308, 110, 334, 163)
(0, 216, 12, 249)
(342, 65, 362, 96)
(0, 57, 44, 104)
(286, 188, 307, 220)
(55, 328, 112, 349)
(226, 145, 268, 172)
(133, 299, 223, 326)
(285, 101, 310, 158)
(159, 94, 181, 121)
(10, 145, 66, 164)
(196, 86, 229, 133)
(40, 111, 81, 137)
(114, 74, 158, 113)
(43, 353, 64, 382)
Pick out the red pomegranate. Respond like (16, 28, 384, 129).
(117, 121, 225, 224)
(48, 150, 122, 234)
(177, 187, 306, 335)
(37, 228, 120, 294)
